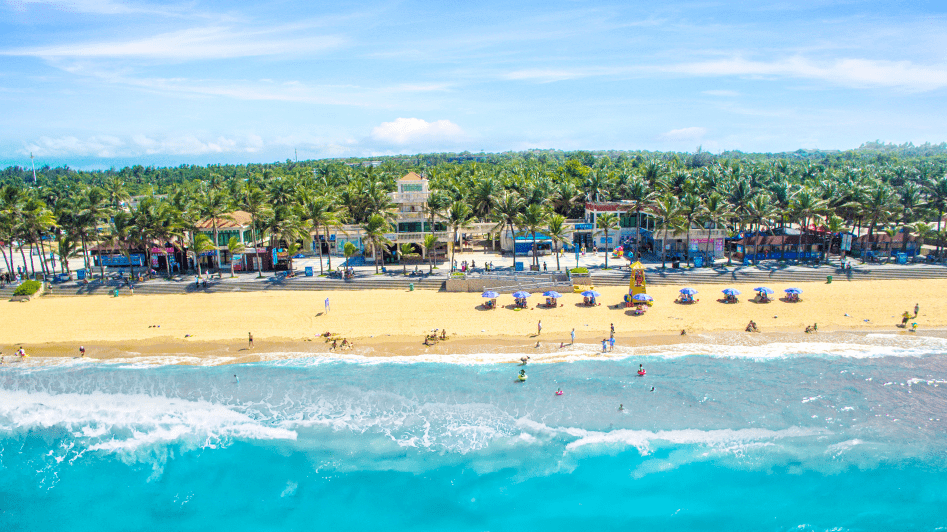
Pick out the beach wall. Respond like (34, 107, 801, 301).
(446, 273, 572, 293)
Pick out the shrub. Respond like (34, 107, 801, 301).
(13, 280, 42, 297)
(570, 267, 589, 274)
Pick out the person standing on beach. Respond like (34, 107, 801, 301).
(249, 332, 254, 348)
(609, 336, 615, 351)
(914, 303, 919, 317)
(79, 346, 85, 358)
(571, 328, 575, 344)
(537, 320, 542, 336)
(325, 297, 330, 313)
(601, 339, 607, 352)
(610, 323, 615, 337)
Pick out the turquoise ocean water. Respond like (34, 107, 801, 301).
(2, 333, 947, 531)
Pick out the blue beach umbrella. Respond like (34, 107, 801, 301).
(542, 291, 563, 298)
(512, 291, 532, 298)
(632, 294, 653, 302)
(581, 290, 601, 298)
(784, 288, 803, 294)
(679, 287, 698, 295)
(754, 287, 775, 295)
(482, 291, 499, 298)
(722, 288, 741, 296)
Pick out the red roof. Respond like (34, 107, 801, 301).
(195, 210, 253, 230)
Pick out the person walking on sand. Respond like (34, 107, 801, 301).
(914, 303, 919, 317)
(537, 320, 542, 336)
(325, 297, 330, 313)
(610, 323, 615, 336)
(249, 332, 254, 348)
(79, 346, 85, 358)
(609, 336, 615, 351)
(601, 339, 607, 353)
(571, 328, 575, 345)
(902, 311, 911, 327)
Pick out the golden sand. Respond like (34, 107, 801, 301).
(0, 279, 939, 355)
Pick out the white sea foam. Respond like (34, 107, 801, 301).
(0, 389, 296, 459)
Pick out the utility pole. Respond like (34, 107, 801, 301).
(30, 152, 37, 183)
(295, 148, 298, 163)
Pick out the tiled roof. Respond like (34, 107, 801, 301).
(399, 172, 425, 181)
(195, 210, 253, 230)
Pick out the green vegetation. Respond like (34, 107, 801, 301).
(13, 280, 41, 296)
(1, 142, 947, 279)
(570, 267, 589, 274)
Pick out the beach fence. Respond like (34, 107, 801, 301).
(447, 271, 572, 293)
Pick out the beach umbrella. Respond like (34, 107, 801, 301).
(581, 290, 601, 298)
(721, 288, 741, 296)
(512, 291, 532, 298)
(679, 287, 698, 295)
(482, 291, 499, 298)
(784, 288, 803, 294)
(754, 287, 774, 294)
(542, 291, 563, 298)
(632, 294, 653, 302)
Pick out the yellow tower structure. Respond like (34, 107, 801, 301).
(624, 260, 648, 306)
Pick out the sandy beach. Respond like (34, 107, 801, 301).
(1, 278, 943, 362)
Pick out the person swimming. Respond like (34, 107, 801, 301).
(556, 388, 563, 396)
(618, 404, 624, 411)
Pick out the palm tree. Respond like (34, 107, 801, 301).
(423, 233, 438, 273)
(227, 236, 246, 277)
(925, 176, 947, 258)
(701, 192, 731, 263)
(746, 194, 775, 264)
(79, 187, 111, 279)
(362, 213, 392, 274)
(545, 214, 569, 271)
(792, 188, 827, 259)
(491, 191, 523, 257)
(515, 203, 548, 270)
(240, 181, 271, 278)
(624, 178, 654, 259)
(109, 210, 139, 282)
(195, 185, 233, 275)
(399, 242, 415, 272)
(652, 195, 682, 268)
(302, 195, 343, 275)
(191, 233, 216, 279)
(56, 236, 81, 274)
(447, 200, 474, 270)
(595, 212, 619, 269)
(861, 184, 897, 260)
(679, 193, 703, 265)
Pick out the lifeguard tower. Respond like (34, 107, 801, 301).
(624, 260, 648, 307)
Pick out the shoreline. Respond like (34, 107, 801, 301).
(7, 327, 946, 366)
(3, 279, 944, 364)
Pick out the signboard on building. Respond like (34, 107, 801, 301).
(575, 224, 593, 231)
(841, 233, 853, 251)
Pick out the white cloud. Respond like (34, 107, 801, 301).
(370, 118, 465, 146)
(4, 25, 345, 60)
(22, 133, 265, 157)
(6, 0, 165, 15)
(658, 127, 707, 142)
(666, 56, 947, 92)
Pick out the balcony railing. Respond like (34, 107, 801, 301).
(390, 192, 430, 203)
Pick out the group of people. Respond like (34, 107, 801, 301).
(423, 329, 449, 345)
(804, 323, 819, 333)
(745, 320, 760, 333)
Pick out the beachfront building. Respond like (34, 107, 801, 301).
(583, 201, 725, 260)
(195, 210, 271, 272)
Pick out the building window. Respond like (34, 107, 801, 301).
(401, 184, 423, 192)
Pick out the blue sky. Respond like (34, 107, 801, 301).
(1, 0, 946, 169)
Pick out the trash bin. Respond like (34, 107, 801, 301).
(514, 262, 524, 272)
(826, 275, 833, 284)
(305, 267, 313, 277)
(409, 283, 414, 291)
(672, 260, 680, 269)
(112, 289, 119, 297)
(694, 256, 704, 268)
